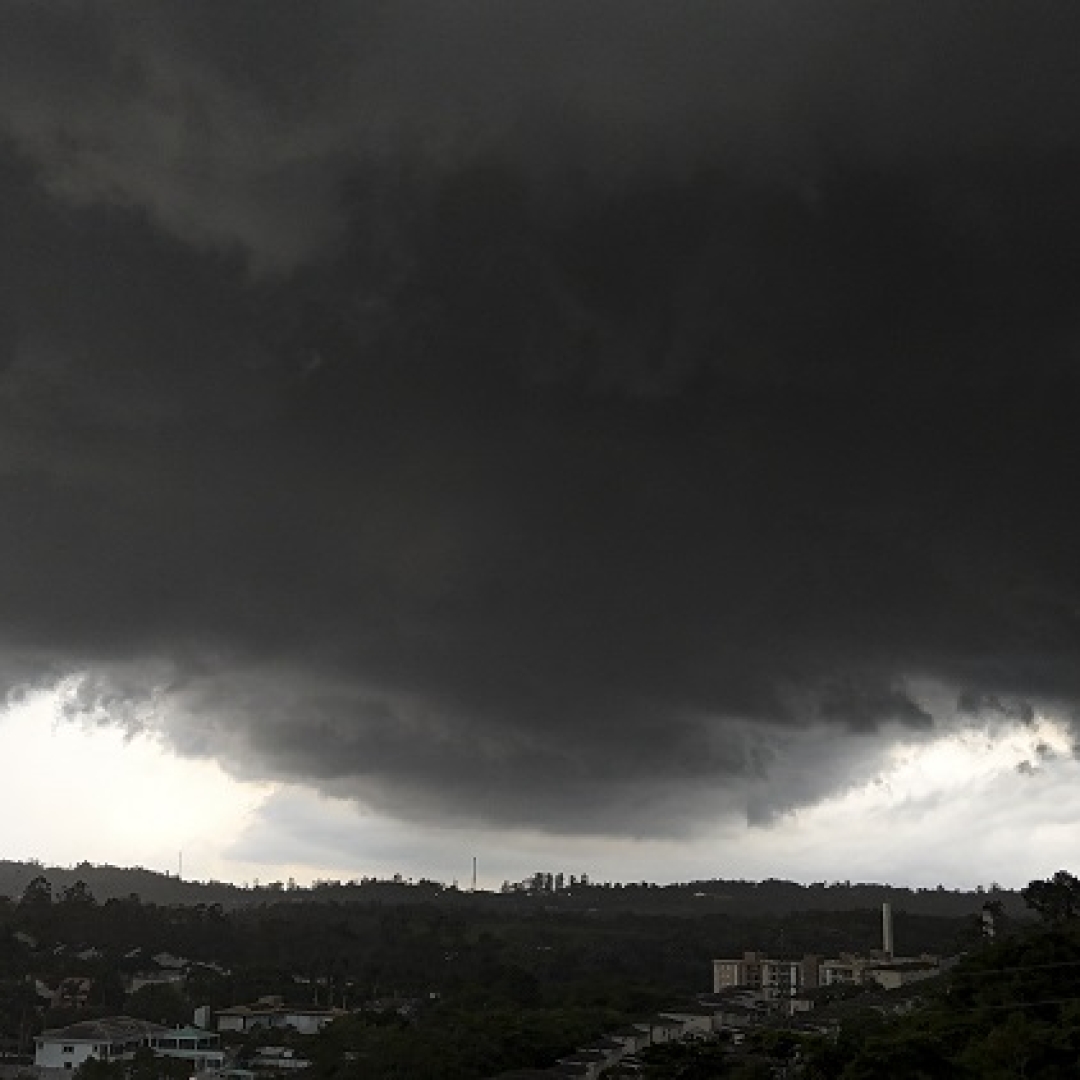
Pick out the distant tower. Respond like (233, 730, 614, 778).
(882, 902, 894, 957)
(982, 903, 997, 939)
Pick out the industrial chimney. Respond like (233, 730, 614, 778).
(882, 902, 894, 958)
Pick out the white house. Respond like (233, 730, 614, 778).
(216, 997, 345, 1035)
(35, 1017, 224, 1074)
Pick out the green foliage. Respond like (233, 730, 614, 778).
(804, 883, 1080, 1079)
(74, 1057, 124, 1080)
(20, 877, 53, 908)
(126, 1045, 191, 1080)
(637, 1040, 733, 1077)
(1021, 869, 1080, 923)
(124, 982, 191, 1026)
(61, 882, 97, 908)
(308, 1004, 624, 1079)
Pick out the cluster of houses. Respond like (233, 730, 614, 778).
(487, 904, 945, 1078)
(33, 997, 344, 1078)
(33, 1017, 226, 1075)
(489, 994, 820, 1079)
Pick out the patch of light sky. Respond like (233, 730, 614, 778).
(3, 687, 1079, 892)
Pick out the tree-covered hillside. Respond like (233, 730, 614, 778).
(0, 859, 1024, 917)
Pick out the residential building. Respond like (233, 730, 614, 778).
(128, 969, 185, 993)
(712, 952, 820, 998)
(35, 1017, 223, 1073)
(249, 1046, 312, 1071)
(151, 1025, 227, 1070)
(216, 996, 346, 1035)
(820, 952, 940, 988)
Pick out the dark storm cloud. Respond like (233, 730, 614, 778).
(2, 1, 1080, 835)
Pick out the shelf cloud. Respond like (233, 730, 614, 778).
(2, 2, 1080, 841)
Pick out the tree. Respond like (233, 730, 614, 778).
(75, 1057, 124, 1080)
(61, 881, 97, 907)
(19, 876, 53, 908)
(1021, 871, 1080, 923)
(124, 983, 191, 1027)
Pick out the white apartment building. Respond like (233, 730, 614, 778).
(712, 952, 821, 998)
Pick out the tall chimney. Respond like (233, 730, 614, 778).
(882, 902, 894, 958)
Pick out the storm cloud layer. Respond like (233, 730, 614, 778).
(2, 1, 1080, 837)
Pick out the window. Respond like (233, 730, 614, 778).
(62, 1046, 75, 1054)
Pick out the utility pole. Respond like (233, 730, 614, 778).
(472, 857, 477, 892)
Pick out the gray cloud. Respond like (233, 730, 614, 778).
(2, 2, 1080, 838)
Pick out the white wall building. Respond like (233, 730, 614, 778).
(712, 952, 821, 998)
(35, 1017, 223, 1074)
(216, 996, 345, 1035)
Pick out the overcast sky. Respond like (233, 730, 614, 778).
(3, 1, 1080, 890)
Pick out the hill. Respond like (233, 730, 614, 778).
(0, 860, 1024, 918)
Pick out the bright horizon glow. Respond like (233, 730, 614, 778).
(0, 688, 274, 883)
(3, 688, 1078, 892)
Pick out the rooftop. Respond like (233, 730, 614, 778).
(217, 1002, 343, 1017)
(38, 1017, 172, 1042)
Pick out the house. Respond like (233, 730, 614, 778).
(249, 1046, 312, 1071)
(581, 1036, 626, 1064)
(150, 1025, 226, 1070)
(35, 1017, 223, 1074)
(639, 1016, 685, 1045)
(49, 978, 93, 1010)
(659, 1008, 714, 1037)
(863, 960, 941, 991)
(819, 952, 940, 988)
(555, 1051, 609, 1079)
(128, 969, 185, 993)
(152, 953, 188, 970)
(216, 996, 346, 1035)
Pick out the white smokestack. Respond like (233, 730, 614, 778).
(882, 902, 894, 957)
